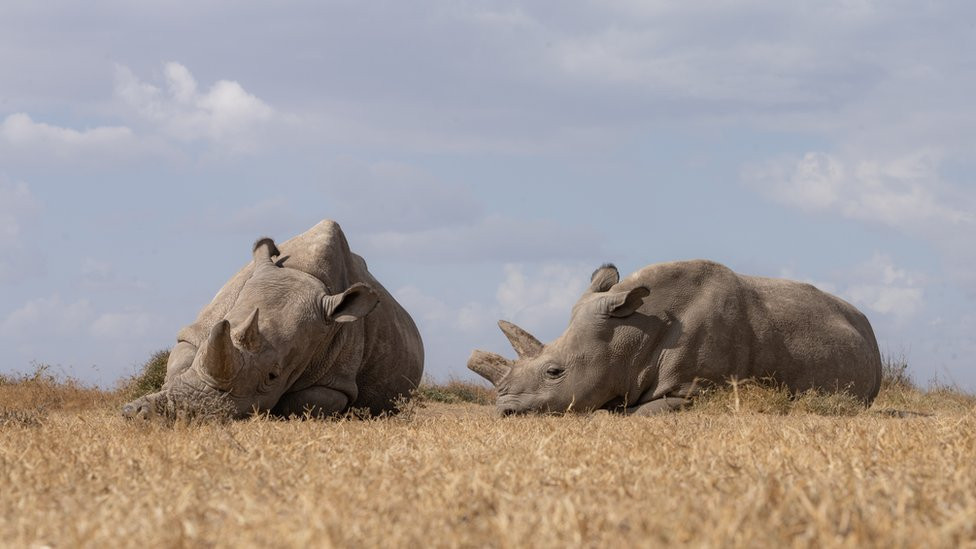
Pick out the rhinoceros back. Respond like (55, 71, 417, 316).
(740, 274, 882, 401)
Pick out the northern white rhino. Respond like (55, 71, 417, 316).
(123, 220, 424, 420)
(468, 260, 882, 415)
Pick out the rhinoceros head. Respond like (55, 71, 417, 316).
(467, 264, 648, 415)
(123, 237, 379, 420)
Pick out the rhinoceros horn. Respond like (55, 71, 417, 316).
(235, 308, 261, 352)
(467, 350, 512, 385)
(498, 320, 543, 359)
(198, 319, 240, 388)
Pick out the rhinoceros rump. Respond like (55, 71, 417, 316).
(123, 220, 424, 420)
(468, 261, 882, 415)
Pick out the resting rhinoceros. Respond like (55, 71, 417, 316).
(123, 220, 424, 420)
(468, 260, 882, 415)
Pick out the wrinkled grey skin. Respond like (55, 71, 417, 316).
(123, 220, 424, 420)
(468, 260, 882, 416)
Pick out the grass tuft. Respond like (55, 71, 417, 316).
(415, 377, 496, 405)
(691, 379, 877, 417)
(0, 408, 46, 428)
(881, 352, 915, 391)
(120, 349, 169, 398)
(0, 363, 108, 413)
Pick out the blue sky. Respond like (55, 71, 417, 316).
(1, 1, 974, 389)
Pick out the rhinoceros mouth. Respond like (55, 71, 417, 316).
(495, 393, 549, 416)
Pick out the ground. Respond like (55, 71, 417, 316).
(1, 376, 974, 547)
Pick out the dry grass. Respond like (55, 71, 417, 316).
(2, 373, 975, 548)
(416, 376, 497, 405)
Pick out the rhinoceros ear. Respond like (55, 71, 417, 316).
(498, 320, 543, 359)
(588, 263, 620, 293)
(234, 308, 261, 353)
(198, 320, 241, 388)
(467, 350, 512, 385)
(604, 286, 650, 318)
(322, 283, 380, 323)
(253, 237, 280, 262)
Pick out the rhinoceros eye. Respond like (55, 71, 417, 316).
(267, 365, 280, 384)
(544, 365, 565, 379)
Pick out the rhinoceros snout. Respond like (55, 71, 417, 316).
(121, 398, 153, 420)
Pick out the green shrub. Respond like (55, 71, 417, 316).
(416, 378, 495, 405)
(126, 350, 169, 398)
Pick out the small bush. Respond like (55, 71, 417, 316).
(416, 378, 496, 405)
(881, 352, 915, 390)
(124, 350, 169, 398)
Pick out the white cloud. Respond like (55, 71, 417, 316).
(395, 286, 495, 338)
(399, 263, 587, 338)
(0, 293, 167, 384)
(777, 267, 838, 295)
(0, 176, 35, 246)
(90, 312, 155, 339)
(845, 284, 923, 320)
(0, 177, 43, 283)
(322, 160, 483, 233)
(393, 262, 591, 376)
(362, 215, 604, 263)
(114, 62, 274, 150)
(0, 295, 95, 338)
(315, 158, 606, 264)
(0, 294, 158, 340)
(80, 257, 112, 281)
(495, 263, 588, 330)
(394, 285, 455, 326)
(783, 253, 925, 323)
(548, 8, 871, 108)
(216, 197, 299, 235)
(841, 253, 924, 321)
(467, 7, 535, 29)
(746, 151, 973, 229)
(0, 113, 137, 163)
(79, 257, 149, 291)
(746, 150, 976, 291)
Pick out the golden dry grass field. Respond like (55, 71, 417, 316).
(2, 371, 975, 548)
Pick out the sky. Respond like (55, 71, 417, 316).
(1, 1, 974, 390)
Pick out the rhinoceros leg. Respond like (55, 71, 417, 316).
(626, 397, 691, 416)
(272, 386, 350, 418)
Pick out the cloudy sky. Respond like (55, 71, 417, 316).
(1, 1, 974, 389)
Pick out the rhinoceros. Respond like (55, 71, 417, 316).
(468, 260, 882, 415)
(123, 220, 424, 420)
